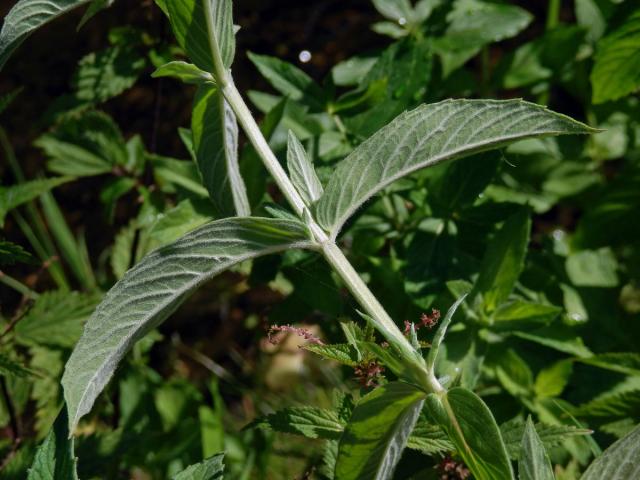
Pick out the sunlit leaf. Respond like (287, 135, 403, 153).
(62, 217, 312, 431)
(336, 382, 426, 480)
(0, 0, 93, 70)
(192, 84, 250, 216)
(581, 423, 640, 480)
(315, 99, 593, 238)
(591, 10, 640, 103)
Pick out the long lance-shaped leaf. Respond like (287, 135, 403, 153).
(336, 382, 426, 480)
(0, 0, 93, 70)
(581, 423, 640, 480)
(193, 84, 250, 217)
(162, 0, 235, 73)
(287, 131, 323, 207)
(62, 217, 311, 432)
(28, 407, 78, 480)
(519, 417, 555, 480)
(315, 99, 594, 238)
(427, 387, 515, 480)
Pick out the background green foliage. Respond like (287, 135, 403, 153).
(0, 0, 639, 478)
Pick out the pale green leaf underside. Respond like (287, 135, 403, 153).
(0, 0, 91, 70)
(581, 423, 640, 480)
(192, 85, 250, 217)
(62, 217, 311, 431)
(287, 131, 324, 206)
(315, 99, 593, 237)
(519, 417, 554, 480)
(173, 453, 225, 480)
(336, 381, 426, 480)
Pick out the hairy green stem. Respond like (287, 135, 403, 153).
(222, 80, 437, 391)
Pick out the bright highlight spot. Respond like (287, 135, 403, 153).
(298, 50, 312, 63)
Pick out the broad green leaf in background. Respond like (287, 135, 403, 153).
(247, 52, 325, 111)
(253, 407, 344, 440)
(331, 56, 377, 87)
(427, 387, 514, 480)
(434, 0, 532, 76)
(335, 382, 426, 480)
(162, 0, 235, 72)
(565, 248, 619, 288)
(0, 352, 35, 378)
(519, 417, 555, 480)
(591, 9, 640, 104)
(430, 152, 501, 215)
(287, 131, 324, 207)
(535, 360, 573, 398)
(0, 0, 93, 70)
(15, 290, 101, 348)
(62, 217, 312, 431)
(192, 84, 250, 217)
(173, 453, 225, 480)
(149, 198, 216, 246)
(315, 99, 593, 238)
(152, 61, 215, 85)
(492, 301, 561, 330)
(27, 407, 78, 480)
(36, 110, 128, 177)
(0, 176, 70, 227)
(581, 423, 640, 480)
(473, 209, 531, 313)
(500, 419, 592, 460)
(72, 45, 146, 104)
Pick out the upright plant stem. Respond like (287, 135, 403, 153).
(223, 81, 435, 391)
(203, 9, 436, 391)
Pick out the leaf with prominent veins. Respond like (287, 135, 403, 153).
(315, 99, 594, 238)
(192, 84, 250, 217)
(287, 131, 324, 207)
(62, 217, 312, 432)
(336, 382, 426, 480)
(163, 0, 235, 73)
(0, 0, 92, 70)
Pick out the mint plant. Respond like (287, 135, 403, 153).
(1, 0, 640, 478)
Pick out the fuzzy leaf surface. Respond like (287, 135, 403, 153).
(192, 84, 250, 217)
(335, 381, 425, 480)
(287, 131, 324, 206)
(62, 217, 311, 431)
(519, 417, 555, 480)
(0, 0, 92, 70)
(315, 99, 593, 237)
(581, 423, 640, 480)
(253, 407, 344, 440)
(427, 387, 514, 480)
